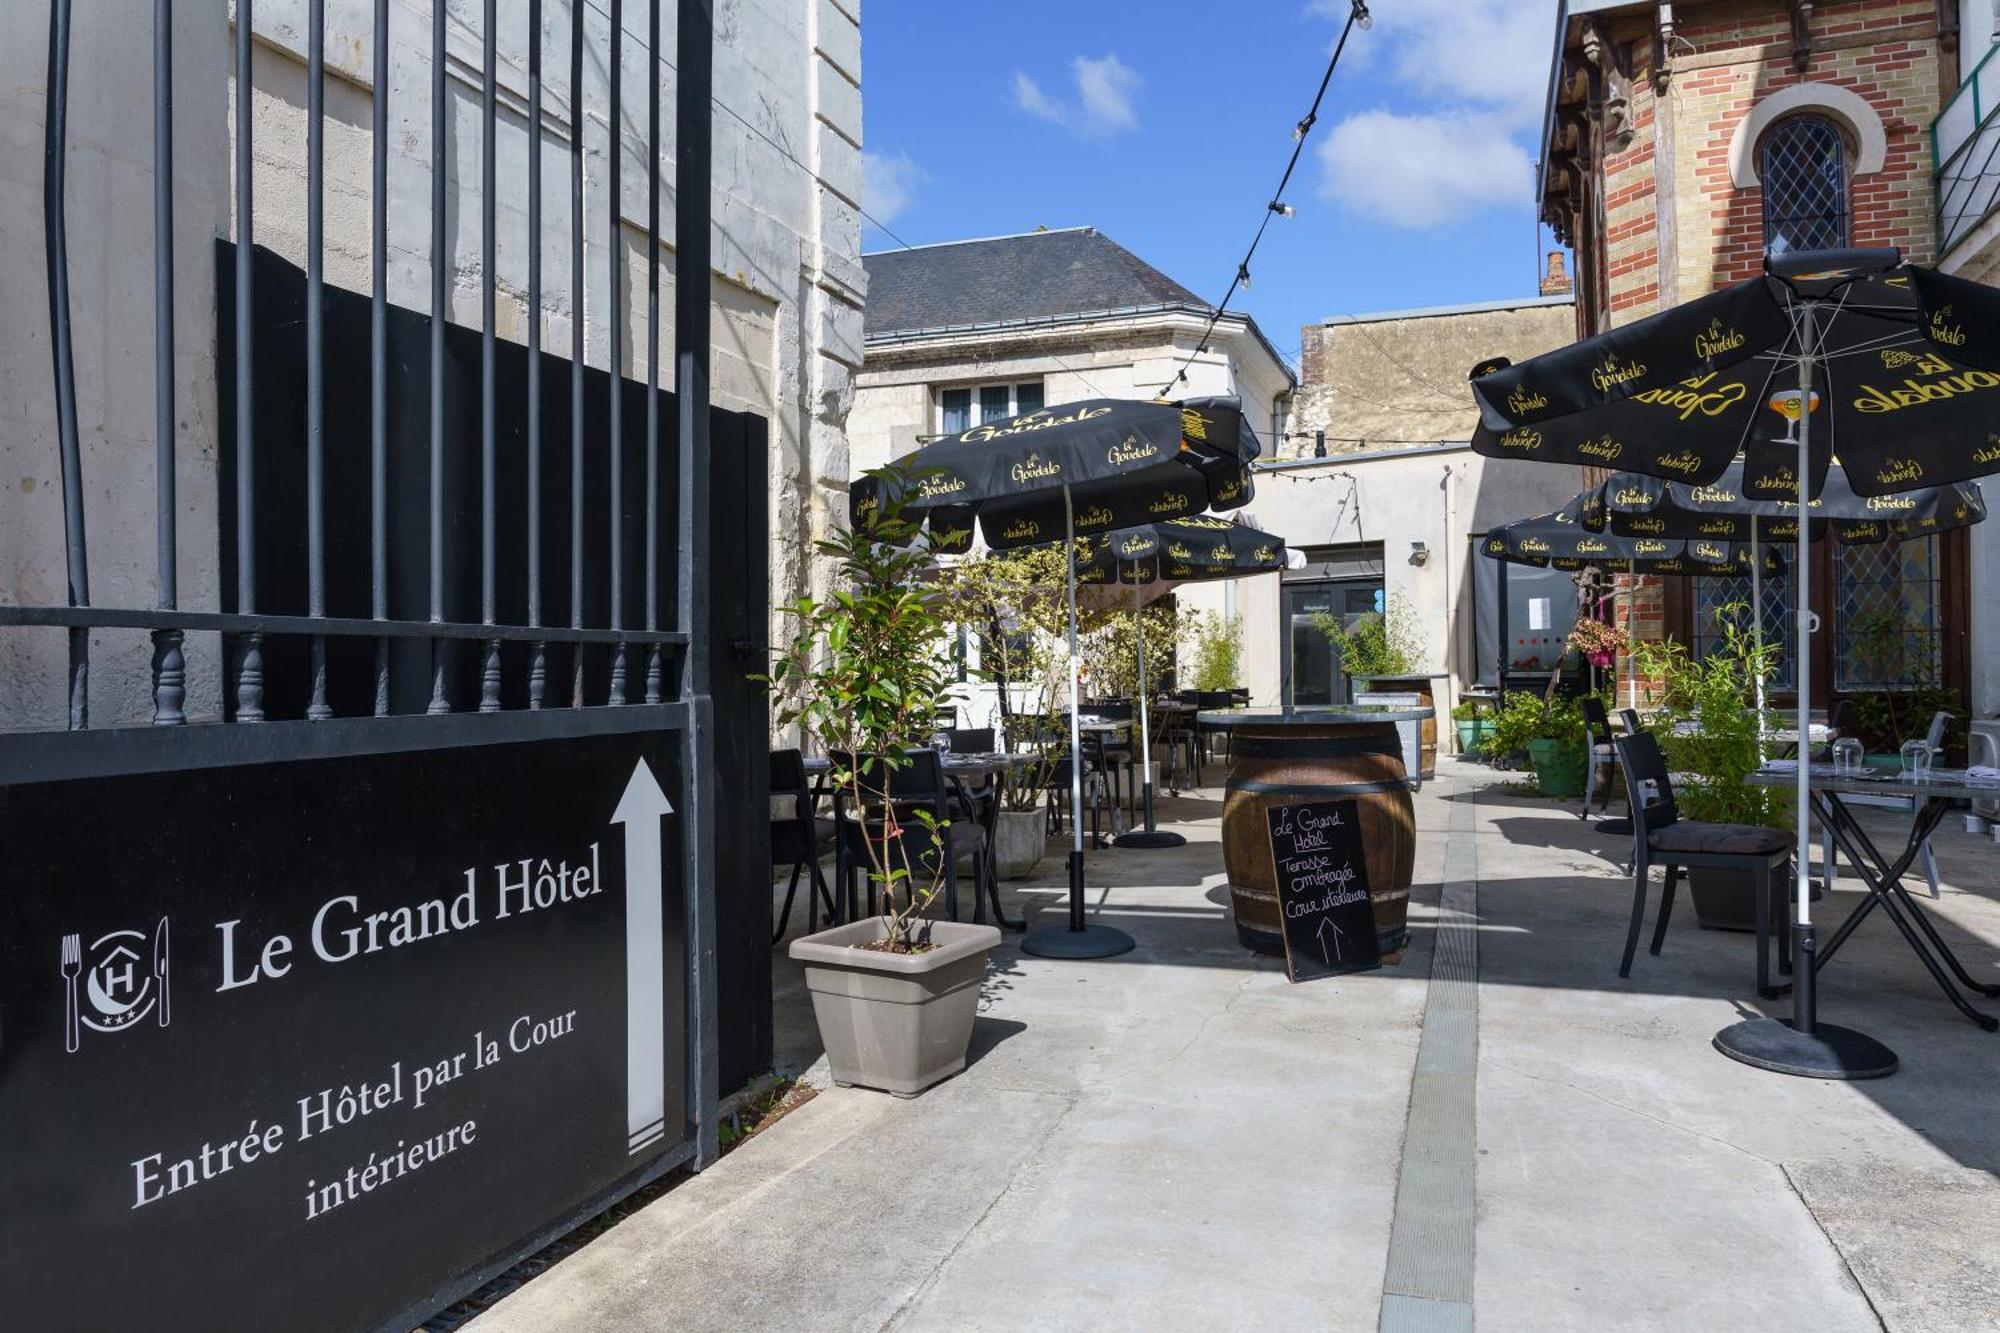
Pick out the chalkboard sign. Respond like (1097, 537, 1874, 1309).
(1265, 799, 1380, 983)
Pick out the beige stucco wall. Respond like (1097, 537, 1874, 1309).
(851, 311, 1293, 477)
(0, 0, 859, 729)
(1172, 446, 1582, 718)
(1287, 299, 1576, 459)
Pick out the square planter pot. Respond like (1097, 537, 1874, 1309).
(993, 807, 1050, 880)
(1689, 862, 1792, 933)
(789, 917, 1001, 1098)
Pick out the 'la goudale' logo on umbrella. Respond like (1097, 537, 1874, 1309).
(914, 474, 968, 500)
(1577, 538, 1609, 555)
(1692, 541, 1726, 561)
(1613, 485, 1654, 505)
(1590, 352, 1649, 393)
(1699, 519, 1736, 536)
(1695, 319, 1746, 359)
(1486, 538, 1507, 554)
(1625, 516, 1666, 534)
(1929, 305, 1968, 347)
(1108, 437, 1158, 467)
(1010, 452, 1061, 484)
(1178, 408, 1212, 442)
(1851, 352, 2000, 414)
(1118, 534, 1152, 556)
(962, 403, 1110, 443)
(1073, 504, 1115, 529)
(1518, 536, 1551, 554)
(1974, 432, 2000, 466)
(1865, 494, 1916, 511)
(1634, 539, 1669, 554)
(1498, 428, 1543, 452)
(1002, 517, 1041, 541)
(933, 526, 972, 551)
(1254, 544, 1279, 562)
(1214, 474, 1246, 502)
(1578, 434, 1623, 461)
(1690, 484, 1736, 503)
(1505, 385, 1547, 417)
(1655, 450, 1706, 476)
(1875, 458, 1925, 486)
(1210, 544, 1233, 561)
(1166, 542, 1196, 560)
(1149, 493, 1188, 514)
(1179, 515, 1232, 530)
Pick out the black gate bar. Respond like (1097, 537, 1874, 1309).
(371, 0, 391, 717)
(153, 0, 185, 726)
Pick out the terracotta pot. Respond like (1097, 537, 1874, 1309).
(789, 918, 1000, 1098)
(992, 807, 1048, 880)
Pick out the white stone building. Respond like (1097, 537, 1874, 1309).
(0, 0, 860, 727)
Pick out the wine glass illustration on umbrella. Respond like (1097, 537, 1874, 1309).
(1767, 386, 1822, 445)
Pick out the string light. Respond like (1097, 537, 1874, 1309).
(1156, 0, 1371, 397)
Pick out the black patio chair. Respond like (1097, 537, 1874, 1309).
(770, 749, 837, 944)
(828, 750, 993, 925)
(1580, 697, 1620, 821)
(1086, 700, 1135, 815)
(1613, 732, 1793, 996)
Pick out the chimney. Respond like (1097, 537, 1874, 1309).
(1540, 250, 1573, 297)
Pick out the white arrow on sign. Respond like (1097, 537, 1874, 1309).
(613, 758, 674, 1155)
(1316, 915, 1343, 966)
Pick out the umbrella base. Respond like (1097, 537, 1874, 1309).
(1593, 818, 1633, 836)
(1021, 922, 1136, 959)
(1114, 829, 1187, 849)
(1712, 1018, 1897, 1080)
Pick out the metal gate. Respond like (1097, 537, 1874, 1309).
(3, 3, 735, 1328)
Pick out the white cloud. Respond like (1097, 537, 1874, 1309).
(1309, 0, 1553, 228)
(1012, 54, 1141, 138)
(1310, 0, 1552, 127)
(1317, 110, 1533, 229)
(861, 149, 920, 228)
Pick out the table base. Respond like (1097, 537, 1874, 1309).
(1713, 1017, 1898, 1080)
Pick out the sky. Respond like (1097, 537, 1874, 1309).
(858, 0, 1566, 372)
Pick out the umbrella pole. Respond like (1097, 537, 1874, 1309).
(1714, 299, 1895, 1079)
(1022, 486, 1135, 959)
(1625, 558, 1637, 712)
(1117, 582, 1186, 849)
(1751, 515, 1766, 760)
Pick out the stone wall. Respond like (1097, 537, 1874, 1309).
(0, 0, 860, 728)
(1287, 300, 1576, 459)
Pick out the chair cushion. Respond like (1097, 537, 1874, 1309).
(1648, 821, 1793, 856)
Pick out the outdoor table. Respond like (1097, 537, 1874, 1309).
(1197, 706, 1432, 957)
(1748, 763, 2000, 1029)
(803, 752, 1038, 929)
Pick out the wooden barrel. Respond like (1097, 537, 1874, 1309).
(1219, 721, 1416, 957)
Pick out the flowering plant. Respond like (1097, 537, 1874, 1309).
(1566, 618, 1630, 668)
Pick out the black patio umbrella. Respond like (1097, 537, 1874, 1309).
(1593, 460, 1986, 719)
(1469, 247, 2000, 1080)
(855, 397, 1261, 960)
(1484, 500, 1784, 711)
(1069, 517, 1288, 850)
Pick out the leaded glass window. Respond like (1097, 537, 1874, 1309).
(1693, 570, 1795, 691)
(1834, 539, 1941, 690)
(1760, 114, 1850, 254)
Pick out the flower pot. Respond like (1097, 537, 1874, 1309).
(993, 807, 1049, 880)
(1455, 718, 1495, 759)
(1525, 736, 1587, 798)
(1689, 862, 1791, 933)
(789, 917, 1001, 1098)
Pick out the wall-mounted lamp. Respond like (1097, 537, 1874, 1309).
(1409, 540, 1430, 566)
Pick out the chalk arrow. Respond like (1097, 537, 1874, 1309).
(1316, 915, 1343, 966)
(613, 758, 673, 1155)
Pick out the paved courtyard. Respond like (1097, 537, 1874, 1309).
(465, 760, 2000, 1332)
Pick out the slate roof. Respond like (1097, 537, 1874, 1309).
(863, 227, 1213, 338)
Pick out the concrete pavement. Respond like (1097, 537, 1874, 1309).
(463, 760, 2000, 1332)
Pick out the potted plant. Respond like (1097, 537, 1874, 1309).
(1488, 691, 1590, 796)
(1451, 700, 1494, 758)
(1634, 604, 1790, 931)
(1313, 590, 1424, 687)
(768, 470, 1001, 1097)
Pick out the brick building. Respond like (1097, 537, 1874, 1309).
(1539, 0, 1990, 718)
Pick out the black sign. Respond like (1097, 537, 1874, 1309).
(1265, 800, 1380, 983)
(0, 733, 686, 1330)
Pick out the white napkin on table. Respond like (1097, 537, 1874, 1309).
(1761, 759, 1799, 772)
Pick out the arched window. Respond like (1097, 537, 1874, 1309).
(1759, 114, 1851, 253)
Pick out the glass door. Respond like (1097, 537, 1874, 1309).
(1285, 579, 1385, 705)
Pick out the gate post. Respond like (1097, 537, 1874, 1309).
(676, 0, 720, 1171)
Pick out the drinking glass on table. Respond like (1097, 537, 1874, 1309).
(931, 731, 952, 756)
(1901, 740, 1934, 779)
(1832, 738, 1864, 774)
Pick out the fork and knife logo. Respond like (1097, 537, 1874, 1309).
(59, 917, 171, 1053)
